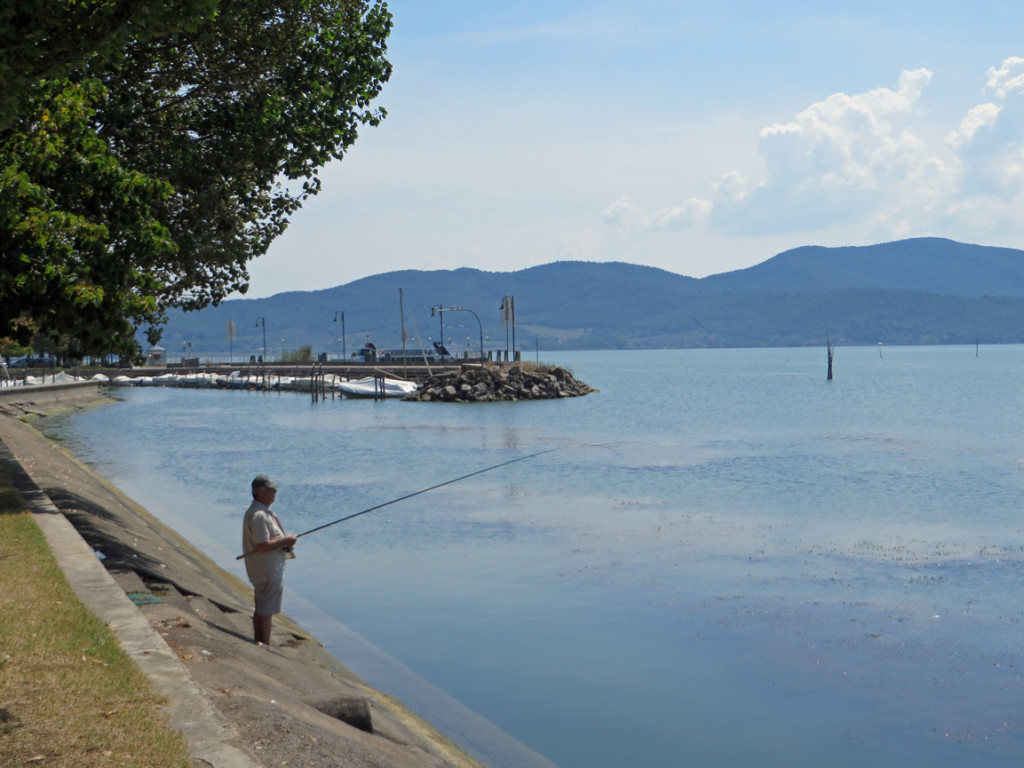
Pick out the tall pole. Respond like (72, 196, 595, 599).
(256, 317, 266, 364)
(399, 289, 407, 380)
(471, 309, 484, 362)
(227, 319, 236, 364)
(500, 294, 517, 362)
(431, 304, 446, 353)
(501, 295, 510, 361)
(334, 311, 346, 360)
(511, 295, 517, 361)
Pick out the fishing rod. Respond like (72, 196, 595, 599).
(236, 446, 561, 559)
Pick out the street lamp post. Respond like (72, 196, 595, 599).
(255, 317, 267, 363)
(500, 294, 516, 362)
(334, 311, 346, 361)
(431, 305, 484, 362)
(433, 303, 444, 340)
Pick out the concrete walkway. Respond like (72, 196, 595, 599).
(1, 429, 261, 768)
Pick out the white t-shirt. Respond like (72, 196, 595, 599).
(242, 500, 287, 585)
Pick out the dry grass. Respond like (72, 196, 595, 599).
(0, 469, 193, 767)
(513, 359, 572, 375)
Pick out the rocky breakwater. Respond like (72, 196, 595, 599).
(407, 363, 596, 402)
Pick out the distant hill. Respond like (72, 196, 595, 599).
(702, 238, 1024, 296)
(154, 238, 1024, 360)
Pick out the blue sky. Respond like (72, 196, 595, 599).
(246, 1, 1024, 296)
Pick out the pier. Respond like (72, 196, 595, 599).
(0, 360, 469, 404)
(1, 359, 461, 387)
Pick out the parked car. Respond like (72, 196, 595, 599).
(6, 355, 55, 368)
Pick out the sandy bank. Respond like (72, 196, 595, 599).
(0, 387, 483, 768)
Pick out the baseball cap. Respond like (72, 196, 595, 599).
(252, 475, 279, 492)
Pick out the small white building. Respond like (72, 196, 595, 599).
(144, 345, 166, 366)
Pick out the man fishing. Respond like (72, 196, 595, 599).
(242, 475, 298, 646)
(234, 449, 566, 642)
(237, 448, 564, 562)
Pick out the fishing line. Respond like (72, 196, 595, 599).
(236, 446, 565, 559)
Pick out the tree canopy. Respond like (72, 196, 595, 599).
(0, 0, 219, 125)
(0, 0, 391, 358)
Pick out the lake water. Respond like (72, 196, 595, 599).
(41, 347, 1024, 767)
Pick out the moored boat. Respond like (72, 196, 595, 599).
(338, 376, 418, 399)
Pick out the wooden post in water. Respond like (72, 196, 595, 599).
(311, 362, 331, 402)
(826, 336, 835, 381)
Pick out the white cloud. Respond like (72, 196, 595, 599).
(601, 62, 1024, 255)
(940, 55, 1024, 225)
(602, 196, 710, 234)
(711, 67, 937, 234)
(946, 103, 1001, 148)
(946, 57, 1024, 152)
(985, 56, 1024, 99)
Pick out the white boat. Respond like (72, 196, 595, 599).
(339, 376, 418, 399)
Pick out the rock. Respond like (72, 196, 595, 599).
(404, 364, 596, 402)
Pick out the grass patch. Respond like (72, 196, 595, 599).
(0, 466, 192, 767)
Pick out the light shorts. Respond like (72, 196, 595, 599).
(252, 579, 284, 616)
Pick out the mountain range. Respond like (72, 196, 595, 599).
(155, 237, 1024, 359)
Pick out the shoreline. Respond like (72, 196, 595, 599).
(0, 385, 488, 768)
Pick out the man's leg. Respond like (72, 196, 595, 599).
(253, 612, 273, 645)
(251, 579, 282, 645)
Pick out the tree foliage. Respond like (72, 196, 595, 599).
(1, 79, 173, 354)
(0, 0, 392, 358)
(0, 0, 218, 125)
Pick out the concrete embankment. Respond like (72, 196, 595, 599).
(0, 384, 489, 768)
(0, 379, 108, 416)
